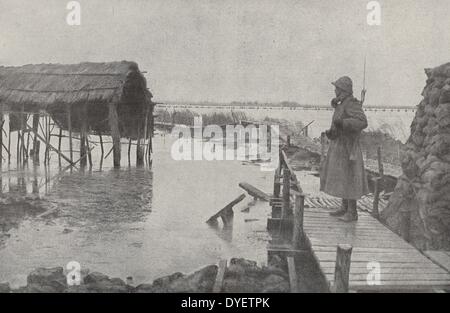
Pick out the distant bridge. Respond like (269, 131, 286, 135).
(157, 103, 417, 113)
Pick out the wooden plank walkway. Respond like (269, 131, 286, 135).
(304, 205, 450, 292)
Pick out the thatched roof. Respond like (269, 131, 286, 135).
(0, 61, 151, 112)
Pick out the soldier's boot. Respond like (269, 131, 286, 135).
(329, 199, 348, 216)
(338, 199, 358, 222)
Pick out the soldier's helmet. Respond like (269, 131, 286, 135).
(331, 76, 353, 94)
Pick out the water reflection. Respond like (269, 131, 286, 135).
(47, 168, 153, 228)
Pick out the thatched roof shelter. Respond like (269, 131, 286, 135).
(0, 61, 153, 137)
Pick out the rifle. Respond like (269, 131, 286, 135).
(360, 56, 367, 105)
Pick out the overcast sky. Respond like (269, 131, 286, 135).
(1, 0, 449, 106)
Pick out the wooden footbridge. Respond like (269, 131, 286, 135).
(266, 150, 450, 292)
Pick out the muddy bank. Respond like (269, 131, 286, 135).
(0, 258, 291, 293)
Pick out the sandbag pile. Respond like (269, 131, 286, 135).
(382, 62, 450, 250)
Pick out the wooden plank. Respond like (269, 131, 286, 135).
(319, 260, 446, 269)
(239, 182, 270, 201)
(287, 256, 299, 293)
(213, 259, 227, 293)
(322, 266, 449, 275)
(314, 251, 430, 263)
(328, 273, 450, 281)
(206, 194, 245, 224)
(313, 245, 417, 253)
(309, 238, 412, 249)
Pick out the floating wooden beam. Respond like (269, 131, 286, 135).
(238, 182, 270, 201)
(206, 194, 246, 225)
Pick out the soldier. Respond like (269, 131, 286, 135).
(320, 76, 369, 222)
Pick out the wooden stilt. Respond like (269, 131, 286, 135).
(99, 133, 104, 157)
(99, 132, 104, 170)
(143, 107, 149, 165)
(136, 119, 144, 167)
(58, 127, 62, 167)
(26, 125, 74, 165)
(80, 104, 88, 169)
(67, 104, 73, 164)
(86, 136, 92, 168)
(0, 103, 3, 168)
(108, 102, 121, 168)
(32, 114, 40, 165)
(8, 116, 11, 164)
(128, 138, 132, 167)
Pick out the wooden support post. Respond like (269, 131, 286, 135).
(58, 127, 62, 167)
(143, 107, 149, 165)
(32, 114, 40, 165)
(86, 136, 92, 168)
(108, 102, 121, 168)
(304, 125, 308, 137)
(8, 117, 11, 164)
(67, 105, 73, 163)
(282, 167, 291, 217)
(148, 104, 154, 161)
(287, 256, 299, 293)
(99, 133, 104, 157)
(372, 177, 381, 219)
(128, 138, 132, 167)
(213, 259, 227, 293)
(273, 167, 281, 198)
(377, 146, 384, 178)
(333, 244, 353, 293)
(136, 120, 144, 167)
(25, 125, 74, 165)
(80, 104, 88, 169)
(286, 135, 291, 147)
(292, 194, 306, 250)
(0, 103, 3, 168)
(400, 210, 411, 242)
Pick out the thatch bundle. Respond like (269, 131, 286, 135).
(0, 61, 153, 138)
(382, 62, 450, 250)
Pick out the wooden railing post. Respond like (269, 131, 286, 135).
(292, 194, 306, 250)
(372, 177, 381, 219)
(400, 210, 411, 242)
(333, 244, 352, 293)
(377, 146, 384, 178)
(0, 103, 3, 169)
(282, 166, 291, 217)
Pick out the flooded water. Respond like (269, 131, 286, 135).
(0, 105, 415, 288)
(0, 123, 273, 288)
(160, 105, 416, 142)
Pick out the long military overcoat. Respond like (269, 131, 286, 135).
(320, 95, 369, 199)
